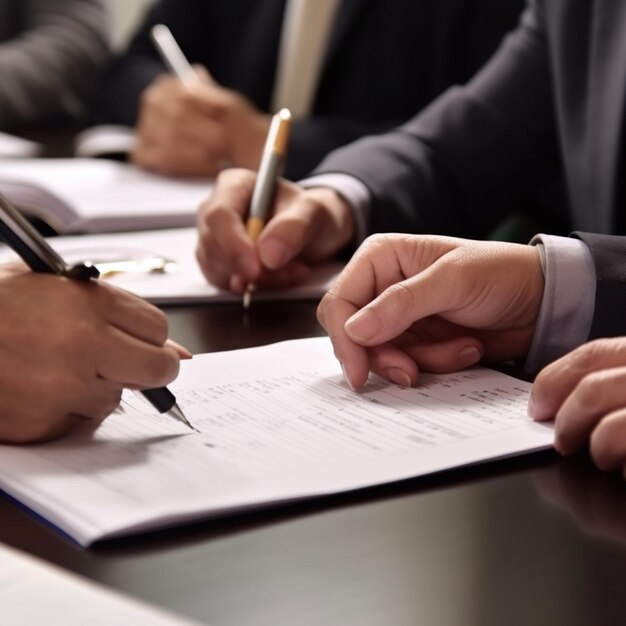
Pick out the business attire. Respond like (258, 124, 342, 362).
(0, 0, 111, 127)
(315, 0, 626, 239)
(100, 0, 524, 179)
(308, 0, 626, 368)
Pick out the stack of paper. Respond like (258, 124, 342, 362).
(0, 337, 553, 547)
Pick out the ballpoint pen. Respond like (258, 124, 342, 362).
(151, 23, 201, 87)
(0, 193, 197, 432)
(243, 108, 292, 309)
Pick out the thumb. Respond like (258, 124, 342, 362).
(257, 199, 326, 270)
(344, 266, 455, 346)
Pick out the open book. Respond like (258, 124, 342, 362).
(0, 158, 212, 233)
(0, 228, 343, 304)
(0, 337, 553, 547)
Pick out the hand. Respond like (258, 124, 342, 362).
(0, 270, 184, 444)
(131, 67, 270, 176)
(196, 168, 355, 291)
(317, 234, 544, 390)
(530, 338, 626, 474)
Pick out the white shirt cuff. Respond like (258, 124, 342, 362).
(525, 234, 596, 374)
(299, 173, 371, 245)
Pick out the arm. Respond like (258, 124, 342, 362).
(313, 1, 561, 239)
(0, 0, 111, 126)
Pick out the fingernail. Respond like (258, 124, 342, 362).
(458, 346, 482, 368)
(386, 368, 412, 387)
(260, 237, 290, 269)
(165, 339, 193, 359)
(345, 309, 382, 342)
(237, 255, 259, 278)
(341, 364, 357, 391)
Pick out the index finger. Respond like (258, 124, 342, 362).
(530, 338, 626, 421)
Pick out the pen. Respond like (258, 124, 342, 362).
(0, 193, 197, 432)
(151, 23, 200, 88)
(243, 108, 292, 309)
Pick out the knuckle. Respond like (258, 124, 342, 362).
(589, 412, 625, 471)
(384, 280, 416, 312)
(573, 371, 605, 411)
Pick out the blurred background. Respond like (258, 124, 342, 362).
(110, 0, 154, 48)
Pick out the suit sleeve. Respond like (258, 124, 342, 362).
(573, 232, 626, 339)
(312, 0, 561, 239)
(0, 0, 111, 127)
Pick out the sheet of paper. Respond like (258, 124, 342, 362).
(0, 132, 40, 158)
(0, 543, 200, 625)
(0, 228, 342, 303)
(0, 338, 553, 547)
(0, 159, 211, 233)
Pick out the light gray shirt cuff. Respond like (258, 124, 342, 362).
(525, 234, 596, 374)
(299, 173, 371, 245)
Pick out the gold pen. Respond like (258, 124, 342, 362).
(243, 108, 292, 309)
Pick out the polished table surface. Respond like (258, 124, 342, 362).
(1, 301, 626, 626)
(2, 127, 626, 625)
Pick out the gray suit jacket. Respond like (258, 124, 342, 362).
(0, 0, 111, 127)
(315, 0, 626, 239)
(315, 0, 626, 338)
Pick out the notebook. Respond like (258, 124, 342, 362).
(0, 159, 212, 233)
(0, 337, 553, 547)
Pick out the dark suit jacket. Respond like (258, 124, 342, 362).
(315, 0, 626, 337)
(100, 0, 523, 179)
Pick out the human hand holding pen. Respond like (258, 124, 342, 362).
(0, 267, 189, 444)
(132, 25, 271, 177)
(196, 170, 354, 292)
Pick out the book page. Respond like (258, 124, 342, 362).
(0, 338, 553, 546)
(0, 228, 342, 303)
(0, 159, 211, 233)
(0, 132, 40, 158)
(0, 544, 200, 625)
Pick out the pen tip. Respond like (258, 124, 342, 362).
(243, 290, 251, 310)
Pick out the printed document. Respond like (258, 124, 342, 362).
(0, 338, 553, 547)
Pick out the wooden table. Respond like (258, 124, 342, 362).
(1, 301, 626, 626)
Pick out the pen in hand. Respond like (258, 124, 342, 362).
(0, 193, 198, 433)
(243, 108, 292, 309)
(151, 23, 206, 88)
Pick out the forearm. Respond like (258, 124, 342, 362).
(313, 2, 559, 238)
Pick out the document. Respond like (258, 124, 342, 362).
(0, 543, 201, 625)
(0, 228, 342, 304)
(0, 132, 40, 158)
(0, 159, 211, 233)
(0, 338, 553, 547)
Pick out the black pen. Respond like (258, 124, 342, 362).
(0, 193, 197, 432)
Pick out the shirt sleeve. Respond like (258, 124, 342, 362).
(525, 234, 596, 374)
